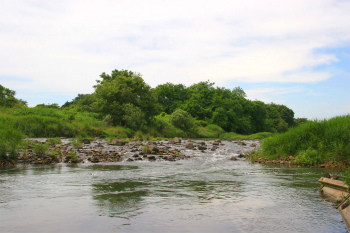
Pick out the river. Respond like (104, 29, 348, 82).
(0, 140, 347, 233)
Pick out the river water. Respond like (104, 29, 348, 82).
(0, 141, 348, 233)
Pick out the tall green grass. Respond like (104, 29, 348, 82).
(220, 131, 273, 140)
(0, 106, 105, 138)
(260, 115, 350, 165)
(0, 128, 24, 164)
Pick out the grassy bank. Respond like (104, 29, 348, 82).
(252, 115, 350, 166)
(0, 105, 273, 164)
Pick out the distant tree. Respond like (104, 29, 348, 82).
(154, 83, 189, 114)
(0, 84, 27, 107)
(61, 94, 95, 111)
(183, 81, 216, 120)
(275, 104, 295, 127)
(36, 103, 60, 108)
(295, 118, 308, 126)
(232, 86, 247, 98)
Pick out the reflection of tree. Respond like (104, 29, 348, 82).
(86, 165, 138, 171)
(92, 181, 149, 218)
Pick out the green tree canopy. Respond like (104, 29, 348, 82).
(154, 83, 189, 114)
(0, 84, 27, 107)
(93, 70, 157, 127)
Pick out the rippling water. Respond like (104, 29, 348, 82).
(0, 143, 348, 233)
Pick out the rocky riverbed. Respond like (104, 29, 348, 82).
(17, 138, 260, 164)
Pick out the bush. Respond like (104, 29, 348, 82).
(170, 109, 195, 131)
(197, 124, 224, 138)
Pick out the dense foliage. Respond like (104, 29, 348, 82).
(0, 84, 27, 107)
(63, 69, 296, 135)
(257, 115, 350, 166)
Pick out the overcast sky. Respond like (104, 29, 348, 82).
(0, 0, 349, 119)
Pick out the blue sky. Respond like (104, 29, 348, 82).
(0, 0, 349, 119)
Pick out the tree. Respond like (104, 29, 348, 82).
(0, 84, 27, 107)
(61, 94, 95, 111)
(93, 70, 157, 126)
(232, 86, 247, 98)
(154, 83, 189, 114)
(183, 81, 216, 120)
(122, 103, 145, 130)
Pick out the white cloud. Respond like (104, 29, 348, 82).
(0, 0, 349, 97)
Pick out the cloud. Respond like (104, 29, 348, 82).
(0, 0, 349, 96)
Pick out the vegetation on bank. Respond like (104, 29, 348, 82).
(1, 71, 347, 166)
(250, 115, 350, 166)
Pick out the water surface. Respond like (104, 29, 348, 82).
(0, 147, 347, 233)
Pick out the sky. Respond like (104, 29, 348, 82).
(0, 0, 349, 119)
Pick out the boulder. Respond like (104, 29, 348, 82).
(169, 137, 182, 144)
(185, 142, 195, 149)
(147, 145, 159, 154)
(213, 139, 221, 145)
(147, 155, 156, 161)
(82, 139, 90, 144)
(109, 139, 125, 146)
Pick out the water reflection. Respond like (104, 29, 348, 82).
(92, 181, 149, 218)
(86, 164, 139, 171)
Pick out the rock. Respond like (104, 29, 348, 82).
(147, 155, 156, 161)
(136, 141, 143, 146)
(185, 142, 195, 149)
(169, 137, 182, 144)
(109, 139, 125, 146)
(336, 196, 343, 203)
(147, 145, 159, 154)
(127, 158, 134, 162)
(91, 157, 100, 163)
(238, 140, 247, 146)
(197, 144, 207, 150)
(82, 139, 90, 144)
(230, 156, 237, 161)
(324, 173, 331, 178)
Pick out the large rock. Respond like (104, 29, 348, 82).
(213, 139, 221, 145)
(185, 142, 195, 149)
(109, 139, 126, 146)
(168, 137, 182, 144)
(82, 138, 91, 144)
(146, 145, 159, 154)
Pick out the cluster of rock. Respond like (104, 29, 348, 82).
(250, 156, 294, 165)
(16, 137, 254, 165)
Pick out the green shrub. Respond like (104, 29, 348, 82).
(33, 142, 49, 157)
(197, 124, 224, 138)
(170, 109, 195, 131)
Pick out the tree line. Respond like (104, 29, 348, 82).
(60, 69, 302, 134)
